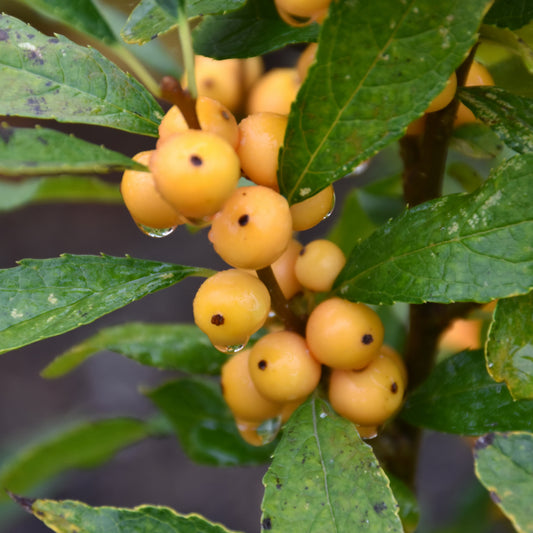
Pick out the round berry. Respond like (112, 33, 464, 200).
(274, 0, 331, 21)
(249, 331, 321, 403)
(426, 72, 457, 113)
(271, 238, 304, 300)
(379, 345, 408, 389)
(221, 349, 282, 422)
(247, 68, 300, 115)
(120, 151, 184, 230)
(306, 297, 385, 370)
(294, 239, 345, 293)
(208, 186, 293, 270)
(193, 269, 271, 348)
(158, 96, 239, 149)
(280, 398, 305, 423)
(290, 185, 335, 231)
(237, 112, 288, 191)
(150, 130, 240, 219)
(328, 352, 406, 426)
(297, 43, 318, 82)
(243, 56, 265, 92)
(234, 418, 264, 447)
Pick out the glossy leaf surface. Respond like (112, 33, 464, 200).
(21, 498, 240, 533)
(0, 254, 211, 355)
(402, 350, 533, 435)
(42, 322, 225, 378)
(484, 0, 533, 30)
(334, 154, 533, 305)
(0, 126, 143, 176)
(458, 86, 533, 153)
(262, 397, 403, 532)
(147, 377, 276, 466)
(122, 0, 246, 44)
(474, 432, 533, 533)
(14, 0, 117, 44)
(0, 176, 121, 212)
(279, 0, 491, 204)
(486, 292, 533, 400)
(0, 15, 163, 136)
(0, 418, 149, 502)
(192, 0, 318, 59)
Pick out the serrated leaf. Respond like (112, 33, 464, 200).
(484, 0, 533, 30)
(0, 176, 121, 212)
(0, 15, 163, 136)
(121, 0, 246, 45)
(42, 322, 225, 378)
(474, 432, 533, 533)
(0, 418, 150, 502)
(262, 396, 402, 532)
(192, 0, 318, 59)
(147, 377, 276, 466)
(334, 154, 533, 305)
(21, 498, 240, 533)
(458, 87, 533, 153)
(0, 125, 143, 176)
(401, 350, 533, 435)
(486, 292, 533, 400)
(14, 0, 117, 45)
(0, 254, 211, 355)
(279, 0, 491, 204)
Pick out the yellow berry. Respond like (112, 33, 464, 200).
(158, 97, 239, 150)
(329, 352, 406, 426)
(208, 186, 293, 270)
(247, 68, 300, 115)
(237, 112, 288, 191)
(120, 151, 184, 230)
(234, 418, 264, 447)
(297, 43, 318, 81)
(426, 72, 457, 113)
(294, 239, 345, 292)
(150, 130, 240, 219)
(243, 56, 265, 92)
(249, 331, 321, 403)
(221, 349, 282, 422)
(274, 0, 331, 22)
(193, 269, 271, 348)
(306, 297, 384, 369)
(271, 238, 304, 300)
(280, 398, 305, 423)
(290, 185, 335, 231)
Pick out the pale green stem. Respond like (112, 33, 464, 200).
(177, 3, 197, 98)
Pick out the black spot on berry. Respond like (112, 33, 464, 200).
(362, 334, 373, 345)
(211, 314, 224, 326)
(203, 78, 215, 89)
(190, 155, 203, 166)
(0, 29, 9, 41)
(262, 517, 272, 530)
(299, 247, 306, 256)
(391, 382, 398, 394)
(258, 360, 267, 370)
(238, 214, 249, 226)
(221, 110, 230, 120)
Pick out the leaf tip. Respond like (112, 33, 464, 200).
(7, 491, 36, 514)
(474, 432, 495, 453)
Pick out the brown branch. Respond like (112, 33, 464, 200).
(160, 76, 201, 130)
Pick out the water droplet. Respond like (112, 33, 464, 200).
(214, 343, 246, 354)
(137, 223, 177, 238)
(257, 416, 282, 445)
(352, 159, 370, 175)
(322, 191, 336, 221)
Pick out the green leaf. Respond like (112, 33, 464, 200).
(480, 24, 533, 73)
(122, 0, 246, 45)
(458, 87, 533, 153)
(0, 418, 150, 502)
(42, 322, 225, 378)
(279, 0, 491, 205)
(450, 122, 506, 159)
(484, 0, 533, 30)
(0, 125, 143, 176)
(327, 189, 378, 257)
(14, 0, 117, 45)
(334, 154, 533, 305)
(261, 396, 403, 533)
(147, 377, 276, 466)
(19, 498, 240, 533)
(192, 0, 319, 59)
(0, 14, 163, 136)
(486, 292, 533, 400)
(474, 432, 533, 533)
(446, 162, 485, 193)
(401, 350, 533, 435)
(0, 254, 211, 355)
(0, 176, 121, 212)
(388, 473, 420, 532)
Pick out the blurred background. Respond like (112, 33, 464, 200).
(0, 1, 516, 532)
